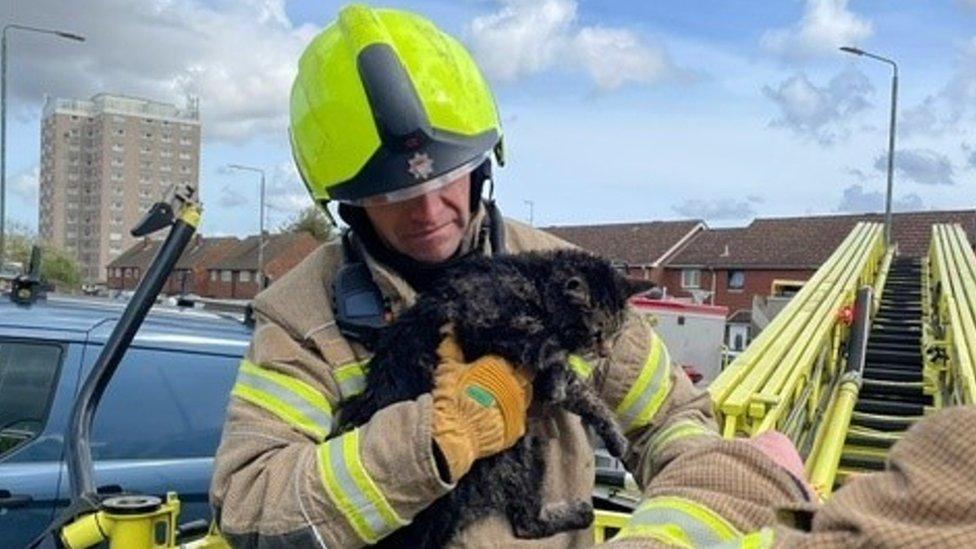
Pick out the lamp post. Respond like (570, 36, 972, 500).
(227, 164, 267, 287)
(1, 24, 85, 271)
(840, 46, 898, 250)
(524, 200, 534, 226)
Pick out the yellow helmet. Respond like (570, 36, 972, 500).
(290, 4, 504, 206)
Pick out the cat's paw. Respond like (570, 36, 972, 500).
(603, 429, 629, 458)
(511, 500, 595, 539)
(540, 500, 594, 531)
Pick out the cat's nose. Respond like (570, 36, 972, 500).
(598, 340, 613, 357)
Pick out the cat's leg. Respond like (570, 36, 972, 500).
(533, 342, 570, 404)
(562, 375, 629, 458)
(507, 435, 595, 538)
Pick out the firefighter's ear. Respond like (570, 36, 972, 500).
(564, 276, 590, 305)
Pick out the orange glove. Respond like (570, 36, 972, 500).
(431, 332, 533, 481)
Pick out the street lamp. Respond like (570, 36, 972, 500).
(0, 24, 85, 271)
(524, 200, 534, 226)
(227, 164, 267, 288)
(840, 46, 898, 250)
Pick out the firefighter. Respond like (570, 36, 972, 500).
(600, 406, 976, 547)
(209, 5, 716, 547)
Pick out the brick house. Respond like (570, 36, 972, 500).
(106, 238, 162, 291)
(542, 220, 705, 284)
(107, 232, 320, 299)
(661, 210, 976, 351)
(663, 210, 976, 311)
(205, 232, 320, 299)
(165, 236, 240, 296)
(107, 235, 241, 294)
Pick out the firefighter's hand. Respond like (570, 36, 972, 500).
(431, 332, 533, 482)
(745, 431, 814, 499)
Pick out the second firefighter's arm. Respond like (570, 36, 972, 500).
(210, 317, 453, 548)
(601, 406, 976, 548)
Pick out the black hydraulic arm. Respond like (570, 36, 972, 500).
(66, 184, 201, 500)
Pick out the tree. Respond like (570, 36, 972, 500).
(281, 205, 339, 242)
(4, 224, 81, 292)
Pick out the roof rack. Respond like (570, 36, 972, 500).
(9, 246, 50, 306)
(172, 294, 254, 327)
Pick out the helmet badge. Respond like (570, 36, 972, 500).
(407, 152, 434, 180)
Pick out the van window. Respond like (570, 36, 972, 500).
(0, 341, 63, 457)
(91, 348, 238, 459)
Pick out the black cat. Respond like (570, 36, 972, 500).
(337, 249, 635, 547)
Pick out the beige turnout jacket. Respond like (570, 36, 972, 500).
(603, 405, 976, 548)
(210, 215, 716, 547)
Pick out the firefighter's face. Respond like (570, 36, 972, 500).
(364, 174, 471, 264)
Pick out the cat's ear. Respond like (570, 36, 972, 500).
(612, 272, 643, 302)
(564, 275, 590, 305)
(623, 277, 643, 298)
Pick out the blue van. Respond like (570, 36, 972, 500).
(0, 295, 251, 547)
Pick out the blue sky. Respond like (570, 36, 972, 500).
(4, 0, 975, 236)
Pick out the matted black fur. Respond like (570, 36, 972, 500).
(337, 249, 636, 547)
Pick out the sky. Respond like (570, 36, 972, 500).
(2, 0, 975, 236)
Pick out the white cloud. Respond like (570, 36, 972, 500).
(218, 161, 308, 225)
(10, 165, 40, 202)
(467, 0, 681, 90)
(218, 185, 249, 208)
(264, 161, 311, 215)
(836, 184, 923, 212)
(762, 0, 873, 62)
(468, 0, 574, 82)
(762, 68, 873, 145)
(572, 28, 676, 90)
(672, 198, 756, 221)
(874, 148, 957, 186)
(845, 167, 871, 182)
(7, 0, 318, 143)
(965, 143, 976, 169)
(901, 37, 976, 136)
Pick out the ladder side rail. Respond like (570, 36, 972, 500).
(714, 223, 880, 436)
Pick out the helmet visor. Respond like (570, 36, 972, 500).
(342, 154, 486, 207)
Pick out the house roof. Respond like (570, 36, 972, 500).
(176, 236, 240, 270)
(209, 232, 319, 273)
(108, 235, 241, 272)
(541, 220, 704, 265)
(107, 238, 162, 270)
(668, 209, 976, 268)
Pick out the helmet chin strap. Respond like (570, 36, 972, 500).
(468, 158, 491, 213)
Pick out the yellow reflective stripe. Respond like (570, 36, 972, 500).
(740, 528, 776, 548)
(615, 333, 673, 432)
(711, 527, 776, 548)
(335, 361, 367, 399)
(317, 430, 407, 543)
(617, 496, 741, 547)
(568, 354, 594, 378)
(231, 360, 333, 441)
(648, 419, 718, 457)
